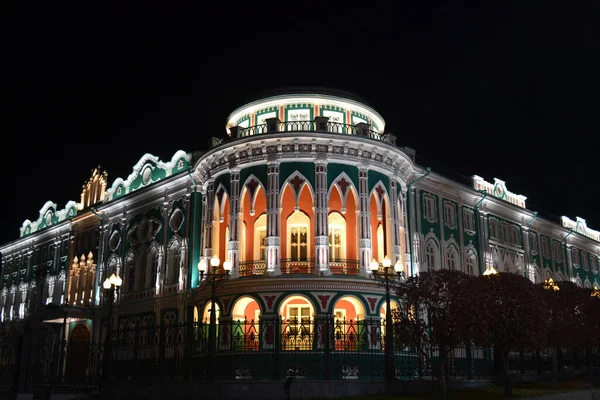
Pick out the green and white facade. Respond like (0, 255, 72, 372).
(1, 90, 599, 383)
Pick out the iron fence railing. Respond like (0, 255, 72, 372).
(1, 318, 599, 389)
(238, 259, 359, 276)
(232, 120, 393, 144)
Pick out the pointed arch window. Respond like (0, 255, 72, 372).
(328, 212, 346, 260)
(466, 251, 477, 275)
(254, 214, 267, 261)
(376, 224, 384, 262)
(287, 211, 310, 261)
(446, 247, 458, 270)
(426, 242, 437, 271)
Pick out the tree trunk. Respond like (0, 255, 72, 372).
(436, 344, 448, 400)
(552, 347, 558, 381)
(502, 349, 513, 397)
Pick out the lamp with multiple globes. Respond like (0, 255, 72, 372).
(369, 255, 404, 381)
(102, 272, 122, 380)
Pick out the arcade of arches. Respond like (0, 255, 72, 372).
(206, 170, 408, 277)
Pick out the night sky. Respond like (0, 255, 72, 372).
(2, 2, 599, 245)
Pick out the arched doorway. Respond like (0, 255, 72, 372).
(332, 296, 366, 350)
(279, 295, 315, 350)
(65, 323, 91, 383)
(231, 296, 261, 351)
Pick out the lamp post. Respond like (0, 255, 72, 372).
(198, 255, 231, 378)
(543, 277, 560, 379)
(370, 255, 404, 381)
(102, 272, 122, 380)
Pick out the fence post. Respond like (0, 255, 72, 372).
(158, 323, 166, 379)
(466, 341, 473, 380)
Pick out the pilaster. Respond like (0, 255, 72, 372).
(228, 169, 241, 279)
(266, 162, 281, 276)
(358, 167, 371, 277)
(314, 161, 331, 275)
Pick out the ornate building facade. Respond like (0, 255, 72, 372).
(1, 89, 599, 387)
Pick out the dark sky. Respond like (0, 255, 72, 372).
(2, 1, 599, 245)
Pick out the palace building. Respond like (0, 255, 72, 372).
(1, 89, 599, 388)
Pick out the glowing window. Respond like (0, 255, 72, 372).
(328, 212, 346, 260)
(287, 211, 309, 261)
(376, 224, 384, 262)
(254, 214, 267, 261)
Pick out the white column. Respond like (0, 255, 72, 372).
(389, 180, 402, 266)
(228, 169, 241, 279)
(202, 180, 215, 261)
(266, 162, 281, 275)
(358, 167, 371, 277)
(314, 160, 331, 275)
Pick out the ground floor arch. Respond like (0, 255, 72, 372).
(278, 294, 316, 350)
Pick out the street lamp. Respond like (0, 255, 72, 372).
(483, 265, 498, 276)
(102, 272, 122, 380)
(198, 255, 231, 378)
(543, 277, 560, 379)
(370, 255, 404, 381)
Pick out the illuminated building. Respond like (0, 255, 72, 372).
(1, 89, 599, 388)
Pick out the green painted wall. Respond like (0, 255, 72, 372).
(367, 170, 389, 194)
(327, 163, 358, 190)
(188, 192, 202, 289)
(240, 165, 267, 189)
(279, 162, 315, 188)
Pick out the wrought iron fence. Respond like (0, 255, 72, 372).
(238, 259, 359, 276)
(2, 318, 598, 391)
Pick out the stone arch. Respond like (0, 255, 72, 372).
(165, 235, 182, 288)
(443, 237, 460, 270)
(369, 181, 391, 263)
(240, 174, 266, 217)
(212, 184, 230, 263)
(542, 268, 552, 281)
(231, 295, 263, 352)
(201, 300, 221, 324)
(331, 294, 367, 321)
(214, 183, 230, 223)
(280, 171, 315, 210)
(278, 294, 316, 351)
(231, 295, 263, 321)
(583, 278, 591, 288)
(423, 231, 441, 271)
(328, 172, 359, 215)
(464, 244, 478, 276)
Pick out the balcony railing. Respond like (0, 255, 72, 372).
(237, 259, 359, 276)
(221, 118, 396, 147)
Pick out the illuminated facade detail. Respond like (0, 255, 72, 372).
(472, 175, 527, 208)
(1, 90, 599, 387)
(562, 216, 600, 242)
(81, 167, 108, 209)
